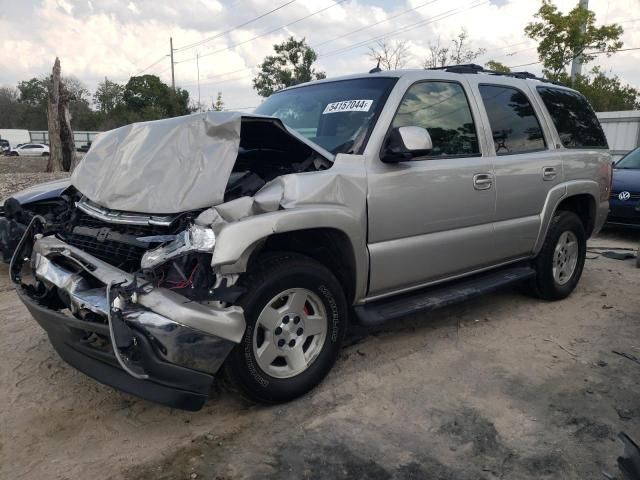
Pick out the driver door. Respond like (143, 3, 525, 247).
(366, 80, 498, 297)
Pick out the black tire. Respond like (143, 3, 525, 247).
(224, 252, 348, 403)
(41, 152, 49, 156)
(532, 211, 586, 300)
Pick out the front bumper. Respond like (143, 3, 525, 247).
(607, 198, 640, 228)
(18, 289, 216, 410)
(13, 233, 245, 411)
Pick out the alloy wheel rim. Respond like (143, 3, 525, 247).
(552, 230, 579, 286)
(252, 288, 328, 379)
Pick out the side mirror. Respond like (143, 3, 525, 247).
(381, 126, 433, 163)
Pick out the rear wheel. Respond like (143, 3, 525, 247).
(225, 253, 348, 403)
(532, 211, 586, 300)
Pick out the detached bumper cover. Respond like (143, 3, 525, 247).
(14, 234, 245, 411)
(18, 289, 215, 410)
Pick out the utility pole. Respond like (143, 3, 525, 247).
(196, 52, 201, 112)
(570, 0, 589, 82)
(170, 37, 175, 91)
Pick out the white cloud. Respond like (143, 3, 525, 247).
(0, 0, 637, 113)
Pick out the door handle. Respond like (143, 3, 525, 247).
(542, 166, 557, 181)
(473, 173, 493, 190)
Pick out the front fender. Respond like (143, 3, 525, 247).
(5, 178, 71, 205)
(212, 206, 368, 301)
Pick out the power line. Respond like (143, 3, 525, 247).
(133, 55, 167, 76)
(507, 46, 640, 69)
(311, 0, 442, 50)
(317, 0, 489, 59)
(176, 0, 441, 75)
(507, 60, 540, 68)
(178, 0, 489, 88)
(175, 0, 348, 64)
(173, 0, 297, 53)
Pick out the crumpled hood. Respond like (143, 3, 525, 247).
(71, 111, 332, 214)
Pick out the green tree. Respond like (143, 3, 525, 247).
(211, 92, 224, 111)
(94, 78, 124, 114)
(17, 77, 48, 106)
(253, 37, 326, 97)
(0, 87, 24, 129)
(485, 60, 511, 73)
(562, 67, 640, 111)
(525, 0, 622, 80)
(123, 75, 191, 120)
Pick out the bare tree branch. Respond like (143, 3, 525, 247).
(368, 40, 410, 70)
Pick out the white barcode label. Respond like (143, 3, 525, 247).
(323, 99, 373, 114)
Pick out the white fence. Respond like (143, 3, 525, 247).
(596, 110, 640, 161)
(29, 131, 101, 147)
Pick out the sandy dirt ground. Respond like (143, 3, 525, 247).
(0, 156, 69, 199)
(0, 226, 638, 480)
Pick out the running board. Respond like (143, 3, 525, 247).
(353, 266, 535, 326)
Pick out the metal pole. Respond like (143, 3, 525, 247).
(196, 52, 201, 112)
(570, 0, 589, 82)
(170, 37, 175, 91)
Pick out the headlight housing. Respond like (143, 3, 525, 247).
(140, 224, 216, 270)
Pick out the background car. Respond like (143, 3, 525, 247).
(608, 147, 640, 227)
(8, 143, 50, 157)
(0, 139, 10, 155)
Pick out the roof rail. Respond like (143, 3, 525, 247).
(427, 64, 565, 86)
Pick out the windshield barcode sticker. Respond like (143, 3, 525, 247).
(323, 99, 373, 114)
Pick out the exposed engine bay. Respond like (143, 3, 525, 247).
(7, 113, 333, 303)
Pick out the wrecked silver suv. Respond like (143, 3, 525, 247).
(5, 67, 611, 410)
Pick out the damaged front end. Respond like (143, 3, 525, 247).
(10, 112, 336, 410)
(11, 211, 245, 411)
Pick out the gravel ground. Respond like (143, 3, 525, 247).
(0, 156, 69, 199)
(0, 168, 638, 479)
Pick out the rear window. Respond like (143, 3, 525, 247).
(536, 87, 608, 149)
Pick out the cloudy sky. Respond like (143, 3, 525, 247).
(0, 0, 638, 112)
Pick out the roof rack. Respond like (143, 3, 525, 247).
(427, 64, 565, 86)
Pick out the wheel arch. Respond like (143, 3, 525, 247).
(555, 193, 597, 237)
(534, 180, 599, 254)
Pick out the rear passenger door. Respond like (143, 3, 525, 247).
(474, 82, 560, 259)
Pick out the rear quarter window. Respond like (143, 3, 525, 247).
(536, 87, 608, 149)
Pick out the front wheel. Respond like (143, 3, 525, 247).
(224, 253, 348, 403)
(532, 211, 586, 300)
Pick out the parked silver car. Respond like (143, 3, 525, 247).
(4, 66, 611, 410)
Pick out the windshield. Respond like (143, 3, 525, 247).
(616, 148, 640, 169)
(255, 77, 397, 155)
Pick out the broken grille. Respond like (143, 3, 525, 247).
(59, 212, 174, 272)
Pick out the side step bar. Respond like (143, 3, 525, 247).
(353, 266, 536, 326)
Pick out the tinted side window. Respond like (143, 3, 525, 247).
(537, 87, 608, 148)
(392, 81, 479, 157)
(479, 85, 545, 155)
